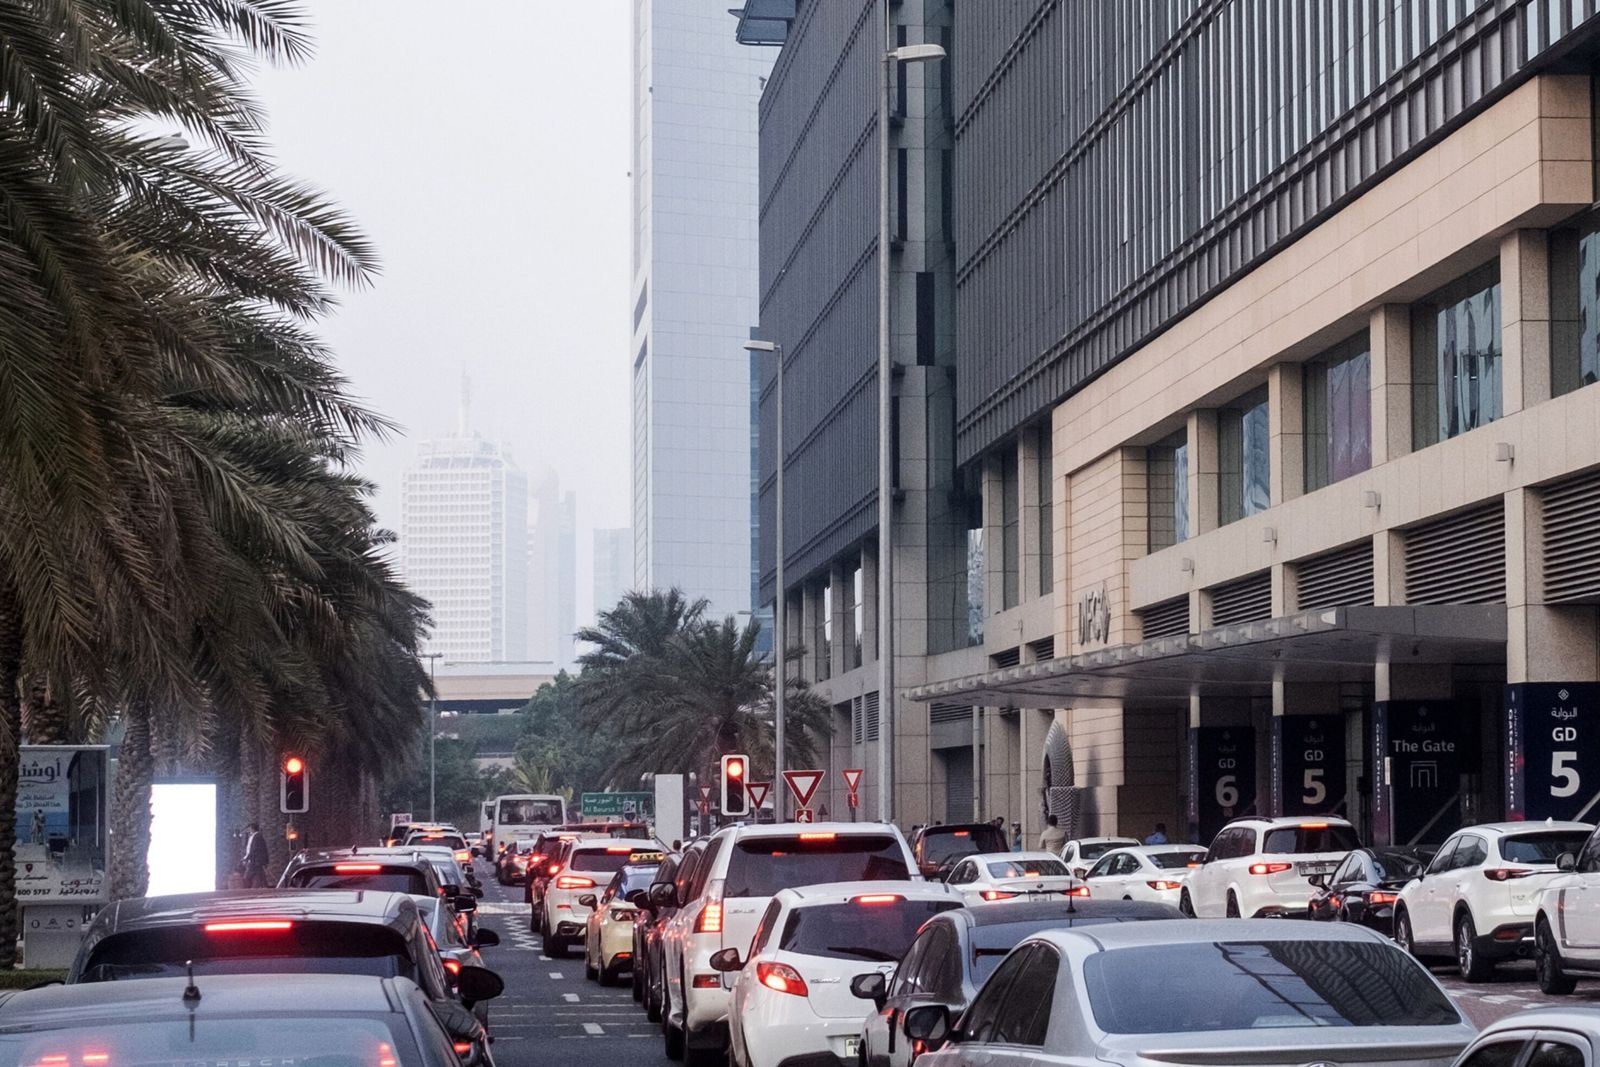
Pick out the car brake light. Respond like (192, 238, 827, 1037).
(853, 894, 902, 905)
(799, 833, 836, 841)
(1248, 862, 1293, 875)
(1147, 880, 1182, 891)
(454, 850, 471, 862)
(693, 974, 720, 988)
(442, 957, 462, 976)
(696, 900, 724, 933)
(1300, 823, 1329, 830)
(1065, 885, 1090, 897)
(1369, 891, 1399, 905)
(548, 864, 560, 875)
(980, 890, 1016, 901)
(1187, 862, 1203, 868)
(82, 1056, 109, 1067)
(1484, 868, 1537, 881)
(953, 830, 970, 837)
(203, 920, 293, 934)
(557, 876, 596, 890)
(335, 864, 383, 873)
(607, 846, 633, 853)
(453, 1042, 473, 1056)
(756, 961, 809, 996)
(378, 1043, 398, 1067)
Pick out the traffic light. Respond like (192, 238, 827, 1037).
(720, 754, 749, 817)
(280, 755, 309, 814)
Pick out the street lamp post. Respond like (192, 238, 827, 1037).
(744, 339, 786, 820)
(877, 6, 946, 825)
(425, 652, 442, 821)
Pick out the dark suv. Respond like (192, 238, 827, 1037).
(910, 822, 1011, 878)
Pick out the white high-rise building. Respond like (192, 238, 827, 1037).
(592, 527, 633, 619)
(401, 399, 529, 662)
(630, 1, 773, 613)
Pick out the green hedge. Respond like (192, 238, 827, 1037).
(0, 969, 66, 989)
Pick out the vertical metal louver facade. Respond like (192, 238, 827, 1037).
(1209, 571, 1274, 627)
(1405, 502, 1507, 605)
(1542, 468, 1600, 604)
(1295, 540, 1376, 612)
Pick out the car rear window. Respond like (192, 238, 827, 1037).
(779, 899, 959, 962)
(923, 826, 1009, 865)
(569, 848, 637, 875)
(286, 865, 431, 895)
(1371, 852, 1426, 880)
(987, 859, 1070, 878)
(1149, 851, 1207, 870)
(1261, 825, 1361, 855)
(2, 1016, 426, 1067)
(1083, 941, 1460, 1034)
(1501, 832, 1589, 863)
(79, 922, 412, 983)
(1078, 840, 1137, 861)
(724, 834, 910, 897)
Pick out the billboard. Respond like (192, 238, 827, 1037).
(147, 780, 217, 897)
(1277, 715, 1347, 817)
(15, 746, 109, 904)
(1507, 683, 1600, 823)
(1189, 726, 1256, 843)
(1373, 701, 1463, 847)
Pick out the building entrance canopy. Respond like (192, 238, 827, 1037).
(908, 606, 1507, 708)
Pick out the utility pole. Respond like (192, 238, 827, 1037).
(425, 652, 442, 821)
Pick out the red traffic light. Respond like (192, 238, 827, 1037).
(727, 758, 745, 779)
(283, 756, 305, 775)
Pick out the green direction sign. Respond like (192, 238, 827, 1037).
(581, 791, 653, 819)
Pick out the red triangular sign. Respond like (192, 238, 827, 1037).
(699, 785, 712, 800)
(783, 769, 825, 808)
(747, 782, 771, 810)
(842, 768, 863, 794)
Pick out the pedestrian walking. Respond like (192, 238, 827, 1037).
(239, 821, 270, 888)
(1038, 813, 1067, 854)
(1145, 822, 1169, 845)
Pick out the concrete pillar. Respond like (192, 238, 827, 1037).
(1501, 230, 1554, 416)
(1506, 487, 1600, 683)
(800, 583, 819, 683)
(861, 542, 879, 665)
(982, 452, 1005, 619)
(1019, 428, 1044, 603)
(1188, 409, 1220, 536)
(830, 560, 850, 678)
(1369, 304, 1412, 464)
(1372, 530, 1406, 607)
(1269, 363, 1305, 503)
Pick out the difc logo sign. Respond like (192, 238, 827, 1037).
(1076, 584, 1110, 646)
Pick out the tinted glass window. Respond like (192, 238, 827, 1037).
(1083, 941, 1461, 1034)
(498, 798, 564, 825)
(922, 826, 1008, 864)
(751, 899, 783, 956)
(287, 867, 430, 895)
(778, 899, 959, 962)
(1454, 836, 1489, 869)
(0, 1016, 423, 1066)
(1502, 832, 1590, 864)
(570, 849, 636, 875)
(1261, 825, 1361, 855)
(1459, 1041, 1525, 1067)
(987, 859, 1069, 878)
(1079, 840, 1137, 861)
(1085, 856, 1117, 879)
(922, 926, 962, 1000)
(963, 945, 1029, 1043)
(1529, 1040, 1585, 1067)
(1370, 852, 1425, 881)
(81, 923, 411, 983)
(724, 835, 909, 898)
(989, 946, 1057, 1046)
(1150, 851, 1206, 870)
(1427, 839, 1459, 875)
(890, 929, 930, 996)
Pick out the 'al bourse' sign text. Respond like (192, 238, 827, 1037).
(1507, 683, 1600, 823)
(1189, 726, 1256, 843)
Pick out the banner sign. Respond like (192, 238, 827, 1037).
(1373, 701, 1462, 847)
(15, 746, 109, 904)
(1189, 727, 1256, 843)
(1276, 715, 1347, 817)
(1507, 683, 1600, 823)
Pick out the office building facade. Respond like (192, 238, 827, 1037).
(529, 470, 577, 669)
(593, 526, 634, 619)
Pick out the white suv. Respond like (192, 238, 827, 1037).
(656, 822, 917, 1066)
(540, 838, 657, 958)
(1182, 816, 1360, 918)
(1395, 821, 1591, 981)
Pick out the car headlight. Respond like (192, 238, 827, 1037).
(611, 909, 633, 923)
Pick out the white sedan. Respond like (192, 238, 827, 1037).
(1082, 844, 1207, 905)
(1059, 837, 1139, 878)
(713, 880, 963, 1067)
(942, 852, 1086, 904)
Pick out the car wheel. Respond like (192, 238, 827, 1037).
(1394, 907, 1416, 955)
(598, 961, 616, 987)
(633, 956, 646, 1001)
(663, 1009, 685, 1061)
(646, 962, 663, 1022)
(1179, 889, 1195, 917)
(1226, 891, 1240, 918)
(1537, 918, 1578, 995)
(1456, 912, 1493, 982)
(585, 951, 598, 981)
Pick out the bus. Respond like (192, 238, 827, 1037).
(486, 793, 567, 854)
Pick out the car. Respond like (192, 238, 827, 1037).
(644, 842, 707, 1023)
(0, 973, 475, 1067)
(413, 892, 499, 978)
(404, 829, 475, 866)
(279, 848, 445, 897)
(1395, 820, 1592, 981)
(1058, 837, 1139, 878)
(910, 823, 1011, 878)
(1306, 846, 1430, 934)
(65, 889, 504, 1063)
(1081, 844, 1207, 905)
(942, 851, 1085, 904)
(714, 881, 963, 1067)
(526, 832, 587, 918)
(1181, 815, 1361, 918)
(583, 861, 661, 985)
(1530, 822, 1600, 994)
(657, 821, 917, 1065)
(633, 850, 683, 1006)
(907, 919, 1474, 1067)
(541, 837, 660, 958)
(855, 898, 1183, 1067)
(496, 839, 531, 885)
(1447, 1008, 1600, 1066)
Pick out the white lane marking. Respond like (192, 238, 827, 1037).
(563, 993, 579, 1003)
(549, 970, 564, 980)
(583, 1023, 604, 1036)
(539, 955, 552, 961)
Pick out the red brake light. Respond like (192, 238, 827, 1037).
(453, 1042, 473, 1055)
(980, 890, 1016, 901)
(1300, 822, 1329, 830)
(606, 846, 634, 854)
(1369, 891, 1399, 905)
(203, 920, 293, 934)
(1484, 868, 1536, 881)
(557, 876, 596, 890)
(1065, 885, 1091, 897)
(83, 1056, 109, 1067)
(548, 863, 561, 875)
(853, 894, 902, 905)
(1147, 880, 1182, 891)
(1248, 862, 1293, 876)
(443, 958, 462, 976)
(696, 900, 724, 933)
(799, 833, 836, 841)
(756, 961, 809, 996)
(454, 850, 471, 862)
(378, 1043, 398, 1067)
(334, 863, 383, 873)
(952, 830, 970, 837)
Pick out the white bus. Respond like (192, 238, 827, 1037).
(487, 793, 567, 854)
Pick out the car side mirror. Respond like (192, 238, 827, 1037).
(578, 893, 598, 909)
(903, 1004, 952, 1044)
(1308, 874, 1328, 889)
(474, 928, 500, 948)
(649, 882, 676, 908)
(442, 884, 462, 898)
(453, 894, 478, 914)
(850, 971, 888, 1007)
(709, 947, 744, 972)
(455, 965, 505, 1007)
(1559, 852, 1578, 872)
(1073, 867, 1087, 879)
(470, 884, 485, 898)
(625, 889, 649, 907)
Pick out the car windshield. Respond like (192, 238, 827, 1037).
(1501, 832, 1589, 863)
(79, 923, 411, 983)
(1083, 941, 1461, 1034)
(1149, 851, 1207, 869)
(1079, 840, 1137, 861)
(1371, 852, 1426, 880)
(986, 859, 1069, 878)
(724, 835, 910, 897)
(569, 848, 636, 875)
(285, 867, 430, 895)
(1261, 825, 1362, 855)
(922, 826, 1009, 865)
(1, 1015, 423, 1067)
(779, 899, 959, 962)
(499, 799, 563, 825)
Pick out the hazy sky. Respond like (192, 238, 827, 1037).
(252, 3, 635, 623)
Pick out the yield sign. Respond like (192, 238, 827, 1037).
(747, 782, 771, 810)
(699, 784, 712, 801)
(783, 769, 825, 809)
(842, 768, 863, 795)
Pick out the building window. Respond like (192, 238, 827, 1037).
(1001, 448, 1020, 610)
(1304, 333, 1372, 491)
(1037, 427, 1053, 598)
(850, 563, 863, 669)
(816, 580, 831, 682)
(1148, 431, 1189, 550)
(1411, 262, 1502, 449)
(1218, 389, 1269, 525)
(1549, 220, 1600, 396)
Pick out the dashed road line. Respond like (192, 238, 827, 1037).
(583, 1023, 604, 1036)
(563, 992, 579, 1003)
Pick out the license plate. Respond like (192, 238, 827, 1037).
(843, 1037, 860, 1058)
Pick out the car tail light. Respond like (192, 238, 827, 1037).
(607, 846, 634, 854)
(980, 890, 1016, 901)
(82, 1056, 109, 1067)
(692, 974, 720, 988)
(1484, 868, 1537, 881)
(548, 863, 561, 875)
(378, 1043, 398, 1067)
(455, 850, 471, 862)
(1146, 880, 1182, 891)
(1369, 891, 1399, 905)
(528, 853, 544, 865)
(442, 957, 462, 976)
(1065, 885, 1090, 897)
(1248, 862, 1293, 876)
(696, 899, 724, 933)
(853, 894, 902, 905)
(335, 863, 384, 873)
(799, 833, 836, 841)
(453, 1042, 473, 1056)
(203, 920, 293, 934)
(558, 876, 596, 890)
(1300, 823, 1329, 830)
(953, 830, 970, 837)
(756, 961, 809, 997)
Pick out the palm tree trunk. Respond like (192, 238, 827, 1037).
(0, 583, 25, 966)
(108, 698, 153, 900)
(23, 676, 68, 746)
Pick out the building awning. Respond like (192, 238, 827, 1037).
(908, 605, 1507, 708)
(728, 0, 794, 45)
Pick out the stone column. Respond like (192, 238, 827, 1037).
(1188, 409, 1219, 536)
(1506, 487, 1600, 684)
(982, 452, 1006, 619)
(1019, 428, 1044, 603)
(1501, 230, 1553, 416)
(1269, 362, 1305, 503)
(1369, 304, 1412, 465)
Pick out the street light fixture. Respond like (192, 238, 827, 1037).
(878, 14, 946, 824)
(744, 338, 787, 820)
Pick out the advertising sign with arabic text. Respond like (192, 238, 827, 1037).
(15, 746, 109, 904)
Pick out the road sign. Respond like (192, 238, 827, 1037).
(699, 784, 712, 801)
(697, 799, 711, 815)
(581, 791, 653, 818)
(783, 770, 824, 809)
(747, 782, 771, 810)
(847, 792, 860, 810)
(390, 812, 412, 828)
(842, 768, 863, 795)
(794, 807, 815, 823)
